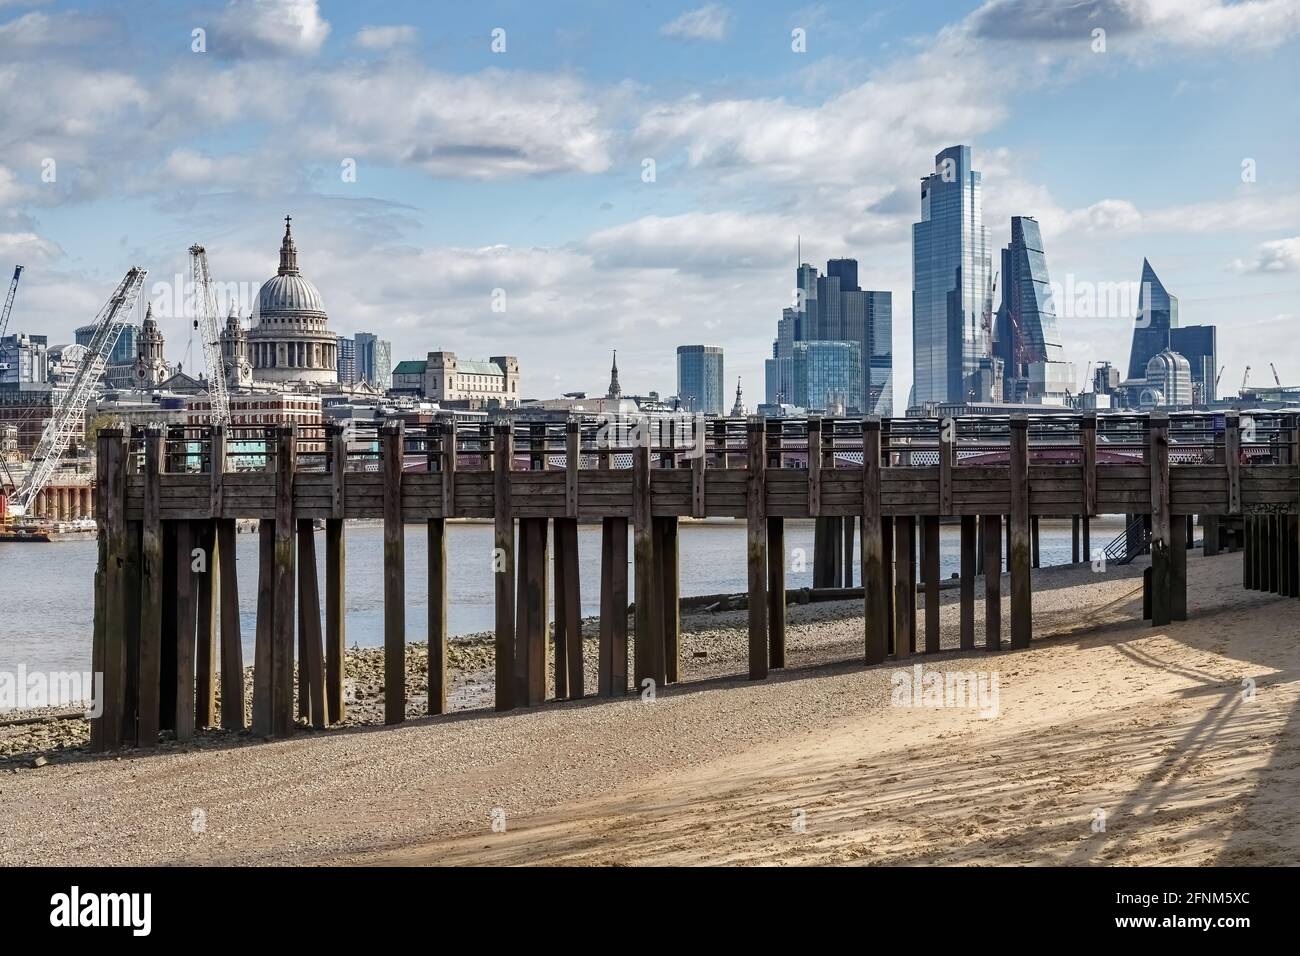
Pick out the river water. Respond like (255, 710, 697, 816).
(0, 516, 1125, 677)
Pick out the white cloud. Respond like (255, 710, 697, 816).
(215, 0, 331, 57)
(1232, 237, 1300, 273)
(661, 4, 732, 41)
(355, 25, 416, 50)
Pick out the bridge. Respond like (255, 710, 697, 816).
(86, 411, 1300, 752)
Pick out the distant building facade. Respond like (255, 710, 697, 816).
(993, 216, 1071, 405)
(1126, 258, 1178, 382)
(392, 351, 519, 406)
(354, 332, 392, 392)
(337, 336, 357, 386)
(792, 341, 862, 415)
(1169, 324, 1217, 404)
(676, 345, 724, 415)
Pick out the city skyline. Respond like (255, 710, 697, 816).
(1, 1, 1297, 407)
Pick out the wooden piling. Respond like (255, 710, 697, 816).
(659, 517, 680, 683)
(326, 427, 346, 724)
(598, 516, 629, 696)
(137, 430, 163, 747)
(1009, 418, 1032, 649)
(216, 517, 243, 730)
(1149, 415, 1172, 628)
(632, 439, 662, 690)
(494, 421, 516, 711)
(861, 418, 887, 666)
(271, 427, 297, 736)
(297, 519, 326, 729)
(923, 515, 940, 653)
(959, 514, 975, 650)
(428, 516, 448, 714)
(195, 519, 217, 728)
(767, 516, 786, 669)
(173, 520, 196, 742)
(381, 423, 405, 725)
(553, 516, 583, 698)
(894, 515, 916, 657)
(92, 431, 127, 751)
(252, 518, 274, 736)
(746, 418, 768, 680)
(982, 514, 1002, 651)
(516, 517, 549, 706)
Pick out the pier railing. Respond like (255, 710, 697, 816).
(87, 411, 1300, 752)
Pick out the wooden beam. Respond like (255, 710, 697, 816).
(959, 514, 975, 650)
(516, 517, 549, 705)
(137, 430, 163, 748)
(271, 427, 297, 737)
(428, 516, 447, 714)
(894, 515, 916, 657)
(297, 519, 326, 729)
(91, 431, 127, 751)
(660, 516, 680, 684)
(1081, 414, 1097, 516)
(173, 520, 196, 742)
(862, 418, 887, 666)
(554, 517, 584, 698)
(217, 517, 244, 730)
(746, 417, 768, 680)
(939, 416, 954, 516)
(691, 418, 706, 517)
(1225, 412, 1241, 514)
(598, 516, 629, 696)
(982, 514, 1002, 651)
(493, 420, 516, 711)
(1149, 414, 1172, 627)
(252, 519, 274, 736)
(440, 417, 456, 519)
(1009, 418, 1032, 650)
(195, 519, 217, 728)
(632, 439, 663, 689)
(923, 515, 940, 653)
(807, 417, 822, 517)
(381, 422, 405, 725)
(767, 516, 786, 669)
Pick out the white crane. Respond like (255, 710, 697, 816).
(0, 265, 22, 343)
(188, 244, 231, 427)
(8, 267, 147, 517)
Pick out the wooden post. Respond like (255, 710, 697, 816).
(691, 416, 707, 518)
(516, 517, 548, 706)
(1082, 516, 1091, 564)
(92, 431, 128, 751)
(297, 520, 326, 729)
(633, 436, 665, 690)
(195, 519, 217, 728)
(923, 515, 940, 653)
(382, 422, 405, 724)
(959, 514, 975, 650)
(660, 516, 680, 683)
(894, 516, 916, 657)
(883, 517, 896, 655)
(1225, 412, 1241, 515)
(767, 516, 786, 669)
(1171, 512, 1188, 621)
(939, 416, 954, 516)
(160, 521, 177, 732)
(1030, 515, 1041, 569)
(270, 427, 297, 736)
(862, 419, 887, 665)
(553, 516, 584, 698)
(982, 514, 1002, 650)
(842, 516, 854, 588)
(217, 517, 243, 730)
(807, 417, 822, 517)
(441, 416, 457, 519)
(326, 427, 346, 724)
(1149, 414, 1172, 628)
(746, 417, 768, 680)
(1081, 414, 1097, 518)
(252, 518, 275, 736)
(425, 516, 447, 715)
(137, 430, 163, 747)
(1009, 418, 1032, 649)
(598, 516, 629, 696)
(173, 520, 196, 742)
(494, 420, 516, 711)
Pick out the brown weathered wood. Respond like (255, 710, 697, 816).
(1149, 415, 1172, 627)
(746, 417, 768, 680)
(1030, 515, 1040, 569)
(807, 417, 822, 516)
(632, 440, 663, 690)
(195, 519, 217, 728)
(552, 517, 583, 698)
(173, 520, 196, 742)
(1081, 414, 1097, 515)
(1225, 412, 1241, 514)
(959, 514, 975, 650)
(598, 516, 629, 696)
(982, 514, 1002, 651)
(894, 515, 916, 656)
(1009, 418, 1032, 649)
(515, 517, 549, 705)
(92, 431, 127, 751)
(691, 419, 707, 517)
(939, 417, 954, 516)
(382, 423, 405, 724)
(439, 417, 456, 519)
(329, 425, 346, 520)
(862, 418, 887, 665)
(209, 425, 225, 517)
(923, 515, 940, 653)
(137, 430, 163, 748)
(216, 517, 244, 730)
(271, 427, 297, 736)
(659, 516, 680, 683)
(494, 421, 516, 711)
(252, 518, 275, 736)
(767, 516, 786, 669)
(91, 445, 108, 753)
(564, 419, 579, 518)
(428, 517, 447, 714)
(1170, 512, 1187, 621)
(324, 518, 345, 723)
(297, 519, 326, 729)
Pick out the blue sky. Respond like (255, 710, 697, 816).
(1, 0, 1298, 404)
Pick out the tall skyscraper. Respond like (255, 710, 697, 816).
(792, 340, 862, 414)
(993, 216, 1071, 404)
(765, 258, 892, 414)
(912, 145, 994, 405)
(1169, 325, 1217, 404)
(1126, 258, 1178, 381)
(336, 336, 356, 386)
(355, 332, 392, 392)
(676, 345, 724, 415)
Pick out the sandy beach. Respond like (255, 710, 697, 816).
(1, 548, 1296, 866)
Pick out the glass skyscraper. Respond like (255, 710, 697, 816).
(355, 332, 392, 392)
(676, 344, 724, 414)
(336, 336, 356, 385)
(912, 145, 993, 405)
(993, 216, 1069, 403)
(1127, 258, 1178, 381)
(792, 341, 862, 414)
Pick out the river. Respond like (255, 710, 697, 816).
(0, 516, 1125, 677)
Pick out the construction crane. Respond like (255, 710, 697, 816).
(0, 265, 22, 343)
(1241, 365, 1251, 394)
(8, 267, 147, 517)
(188, 244, 230, 426)
(1271, 362, 1282, 388)
(1215, 365, 1225, 390)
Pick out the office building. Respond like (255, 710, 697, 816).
(676, 345, 724, 415)
(993, 216, 1072, 404)
(337, 336, 357, 386)
(355, 332, 392, 393)
(392, 351, 519, 407)
(1126, 258, 1178, 382)
(792, 340, 862, 415)
(1169, 325, 1217, 404)
(912, 145, 994, 405)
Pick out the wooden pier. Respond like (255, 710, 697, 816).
(87, 410, 1300, 751)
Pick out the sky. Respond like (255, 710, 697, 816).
(1, 0, 1298, 407)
